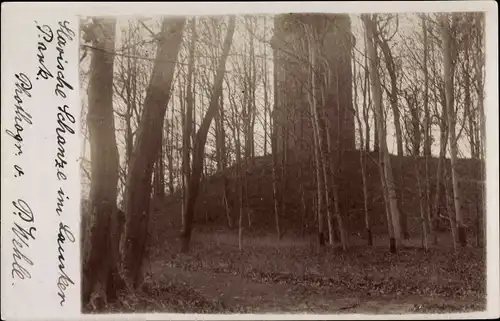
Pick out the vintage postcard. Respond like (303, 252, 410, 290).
(1, 1, 499, 320)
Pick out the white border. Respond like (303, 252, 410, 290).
(1, 1, 498, 320)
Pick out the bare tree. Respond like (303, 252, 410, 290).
(375, 15, 410, 240)
(304, 24, 328, 247)
(271, 16, 282, 240)
(121, 18, 186, 288)
(363, 14, 402, 253)
(82, 17, 125, 307)
(473, 13, 486, 247)
(183, 17, 197, 220)
(353, 43, 372, 246)
(180, 17, 236, 252)
(421, 14, 435, 245)
(376, 15, 404, 157)
(441, 13, 466, 248)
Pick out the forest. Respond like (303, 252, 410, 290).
(80, 12, 486, 314)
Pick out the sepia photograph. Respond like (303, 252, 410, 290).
(79, 9, 489, 315)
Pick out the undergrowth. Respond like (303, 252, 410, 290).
(86, 231, 486, 314)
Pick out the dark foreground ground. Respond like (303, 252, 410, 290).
(93, 231, 485, 314)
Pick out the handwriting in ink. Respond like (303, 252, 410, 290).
(51, 20, 77, 308)
(5, 73, 33, 158)
(11, 199, 36, 280)
(55, 105, 75, 180)
(35, 21, 54, 80)
(14, 164, 25, 177)
(57, 222, 75, 306)
(54, 21, 75, 98)
(56, 187, 69, 216)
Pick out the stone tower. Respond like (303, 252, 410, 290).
(272, 13, 356, 161)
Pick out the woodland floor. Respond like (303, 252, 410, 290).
(102, 230, 486, 315)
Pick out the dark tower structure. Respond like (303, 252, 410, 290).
(272, 13, 356, 160)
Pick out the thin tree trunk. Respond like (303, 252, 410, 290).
(235, 120, 244, 250)
(363, 33, 371, 153)
(305, 26, 326, 247)
(181, 18, 236, 252)
(414, 157, 429, 250)
(377, 32, 408, 240)
(434, 105, 448, 240)
(333, 42, 347, 247)
(324, 116, 347, 250)
(183, 18, 196, 216)
(378, 36, 404, 157)
(444, 165, 458, 251)
(363, 14, 402, 252)
(353, 51, 372, 246)
(271, 27, 282, 240)
(263, 19, 269, 156)
(223, 176, 232, 228)
(249, 17, 257, 161)
(271, 113, 281, 239)
(168, 105, 175, 195)
(421, 15, 434, 244)
(473, 13, 485, 247)
(442, 14, 466, 247)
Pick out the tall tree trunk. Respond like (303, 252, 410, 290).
(463, 21, 477, 159)
(305, 26, 327, 247)
(377, 32, 408, 240)
(183, 18, 196, 215)
(353, 51, 372, 246)
(363, 33, 371, 153)
(122, 18, 186, 288)
(235, 117, 244, 250)
(333, 41, 347, 245)
(82, 18, 125, 307)
(167, 106, 175, 195)
(422, 15, 432, 158)
(240, 32, 252, 229)
(263, 19, 269, 156)
(325, 118, 348, 250)
(181, 17, 236, 252)
(212, 20, 227, 173)
(249, 17, 257, 162)
(441, 14, 466, 247)
(473, 13, 485, 247)
(434, 98, 448, 242)
(271, 39, 281, 240)
(421, 14, 434, 244)
(217, 90, 227, 172)
(363, 14, 402, 252)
